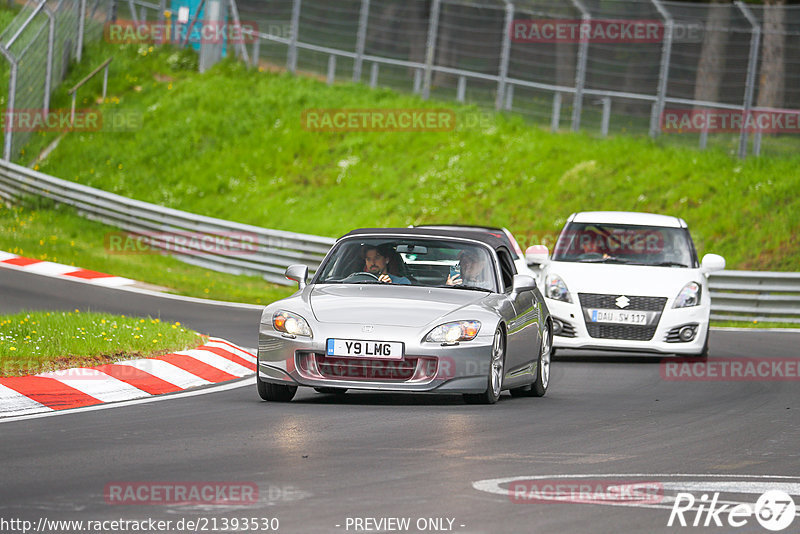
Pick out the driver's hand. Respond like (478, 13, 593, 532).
(378, 274, 392, 283)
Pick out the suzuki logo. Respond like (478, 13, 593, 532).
(362, 325, 374, 333)
(615, 296, 630, 308)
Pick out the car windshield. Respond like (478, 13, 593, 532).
(551, 223, 697, 267)
(314, 237, 498, 291)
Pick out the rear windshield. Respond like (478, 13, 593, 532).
(551, 223, 698, 267)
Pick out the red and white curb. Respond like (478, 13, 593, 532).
(0, 337, 256, 418)
(0, 251, 135, 287)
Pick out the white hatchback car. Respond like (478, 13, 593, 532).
(526, 211, 725, 357)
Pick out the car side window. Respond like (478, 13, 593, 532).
(496, 248, 516, 292)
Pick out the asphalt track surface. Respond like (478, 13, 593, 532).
(1, 267, 799, 534)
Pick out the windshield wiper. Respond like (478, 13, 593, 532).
(652, 261, 688, 268)
(577, 256, 631, 264)
(436, 284, 492, 292)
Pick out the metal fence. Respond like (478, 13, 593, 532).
(234, 0, 800, 158)
(2, 158, 798, 323)
(0, 159, 335, 284)
(0, 0, 117, 160)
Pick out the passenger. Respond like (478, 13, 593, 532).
(362, 245, 411, 284)
(446, 250, 492, 289)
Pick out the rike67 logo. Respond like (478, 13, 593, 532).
(669, 490, 796, 531)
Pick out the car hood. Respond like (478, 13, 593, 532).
(310, 284, 487, 326)
(547, 261, 702, 297)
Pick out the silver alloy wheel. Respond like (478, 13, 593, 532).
(540, 326, 551, 389)
(490, 329, 504, 398)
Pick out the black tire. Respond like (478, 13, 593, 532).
(314, 387, 348, 395)
(463, 327, 505, 405)
(509, 323, 551, 398)
(530, 324, 551, 397)
(257, 376, 297, 402)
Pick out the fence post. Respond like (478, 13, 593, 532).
(353, 0, 370, 82)
(252, 38, 260, 68)
(287, 0, 301, 73)
(0, 46, 17, 161)
(495, 1, 513, 110)
(456, 75, 466, 102)
(127, 0, 138, 24)
(422, 0, 441, 100)
(159, 0, 166, 24)
(600, 97, 611, 136)
(76, 0, 86, 62)
(504, 84, 514, 110)
(736, 1, 760, 160)
(227, 0, 249, 64)
(42, 2, 55, 116)
(369, 62, 378, 88)
(327, 55, 336, 85)
(569, 0, 589, 131)
(551, 92, 561, 132)
(649, 0, 673, 138)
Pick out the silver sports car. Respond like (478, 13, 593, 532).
(257, 228, 553, 404)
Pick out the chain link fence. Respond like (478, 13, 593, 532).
(0, 0, 118, 160)
(235, 0, 800, 158)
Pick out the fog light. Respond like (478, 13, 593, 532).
(679, 325, 696, 342)
(552, 319, 563, 336)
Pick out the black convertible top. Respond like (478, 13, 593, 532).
(341, 227, 509, 251)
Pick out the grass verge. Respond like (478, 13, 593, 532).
(0, 309, 206, 376)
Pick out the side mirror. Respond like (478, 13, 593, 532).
(700, 253, 725, 274)
(512, 274, 537, 294)
(525, 245, 550, 267)
(285, 264, 309, 289)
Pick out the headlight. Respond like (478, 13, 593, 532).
(673, 282, 701, 308)
(272, 310, 313, 337)
(425, 321, 481, 343)
(545, 274, 572, 303)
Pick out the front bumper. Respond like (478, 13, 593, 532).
(547, 298, 709, 355)
(257, 324, 496, 394)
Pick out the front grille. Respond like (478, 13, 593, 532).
(578, 293, 667, 312)
(586, 324, 658, 341)
(297, 353, 439, 382)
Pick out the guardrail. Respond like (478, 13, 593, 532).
(1, 159, 798, 323)
(0, 160, 335, 285)
(709, 271, 800, 324)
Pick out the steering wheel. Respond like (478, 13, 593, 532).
(341, 271, 381, 282)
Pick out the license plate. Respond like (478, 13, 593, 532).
(588, 309, 648, 325)
(326, 339, 404, 359)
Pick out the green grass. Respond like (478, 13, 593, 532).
(19, 40, 799, 273)
(711, 320, 800, 330)
(0, 310, 205, 376)
(0, 202, 295, 305)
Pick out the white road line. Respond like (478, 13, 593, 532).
(19, 261, 77, 276)
(182, 349, 254, 377)
(36, 368, 151, 403)
(113, 359, 212, 389)
(0, 384, 52, 417)
(0, 376, 253, 424)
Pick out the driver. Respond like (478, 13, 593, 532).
(362, 245, 411, 285)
